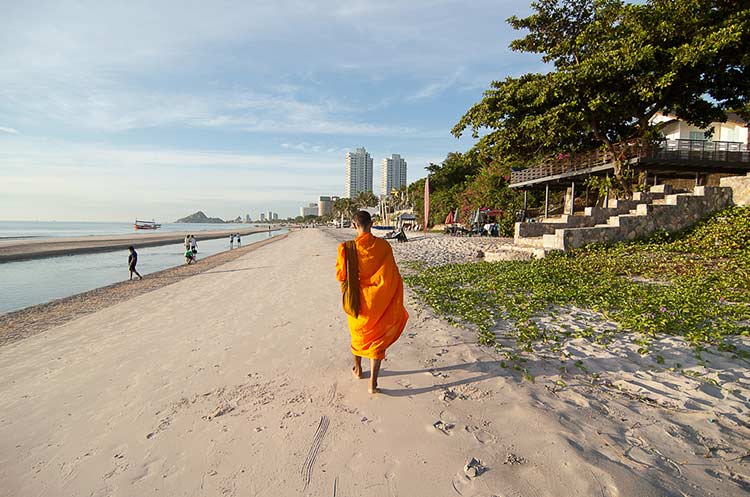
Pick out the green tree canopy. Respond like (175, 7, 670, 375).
(353, 191, 379, 209)
(453, 0, 750, 180)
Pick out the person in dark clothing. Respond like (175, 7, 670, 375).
(128, 246, 143, 280)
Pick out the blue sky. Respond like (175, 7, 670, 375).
(0, 0, 541, 221)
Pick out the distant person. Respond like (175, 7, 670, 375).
(230, 233, 235, 248)
(190, 235, 197, 258)
(236, 233, 241, 246)
(127, 246, 143, 280)
(184, 234, 191, 252)
(185, 248, 196, 264)
(336, 210, 409, 394)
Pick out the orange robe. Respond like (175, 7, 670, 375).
(336, 232, 409, 360)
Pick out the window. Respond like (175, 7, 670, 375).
(689, 130, 706, 141)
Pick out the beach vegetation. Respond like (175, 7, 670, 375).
(405, 206, 750, 354)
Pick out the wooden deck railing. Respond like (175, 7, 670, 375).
(510, 139, 750, 186)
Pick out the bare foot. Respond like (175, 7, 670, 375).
(368, 386, 380, 394)
(352, 366, 363, 379)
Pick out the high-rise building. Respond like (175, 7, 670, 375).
(381, 153, 407, 196)
(300, 203, 318, 217)
(346, 147, 373, 198)
(259, 213, 266, 222)
(272, 213, 278, 221)
(318, 195, 339, 217)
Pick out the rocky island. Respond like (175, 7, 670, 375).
(174, 211, 226, 224)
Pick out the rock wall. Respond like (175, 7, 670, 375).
(720, 173, 750, 206)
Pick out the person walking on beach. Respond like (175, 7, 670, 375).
(230, 233, 235, 248)
(127, 246, 143, 281)
(336, 210, 409, 394)
(236, 233, 241, 246)
(184, 234, 191, 252)
(190, 235, 197, 259)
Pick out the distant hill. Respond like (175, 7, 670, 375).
(174, 211, 225, 224)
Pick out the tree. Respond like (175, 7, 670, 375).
(453, 0, 750, 188)
(353, 191, 379, 209)
(333, 198, 357, 219)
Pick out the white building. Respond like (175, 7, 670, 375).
(259, 213, 266, 222)
(346, 147, 373, 198)
(300, 203, 318, 217)
(651, 112, 748, 144)
(381, 153, 407, 196)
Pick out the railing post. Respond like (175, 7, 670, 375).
(569, 181, 576, 215)
(544, 185, 550, 219)
(523, 190, 528, 211)
(604, 173, 610, 208)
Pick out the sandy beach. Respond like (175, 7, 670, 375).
(1, 229, 748, 497)
(0, 227, 281, 262)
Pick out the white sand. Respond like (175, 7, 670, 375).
(1, 229, 748, 496)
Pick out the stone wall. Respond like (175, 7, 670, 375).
(720, 173, 750, 206)
(550, 186, 733, 250)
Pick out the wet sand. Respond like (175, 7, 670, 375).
(0, 234, 288, 346)
(0, 227, 282, 262)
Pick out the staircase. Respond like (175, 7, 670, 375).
(513, 184, 734, 253)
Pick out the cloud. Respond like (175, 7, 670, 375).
(0, 137, 346, 220)
(0, 126, 19, 134)
(408, 68, 465, 100)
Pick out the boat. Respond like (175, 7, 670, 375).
(134, 219, 161, 230)
(372, 225, 395, 230)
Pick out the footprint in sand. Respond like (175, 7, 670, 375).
(465, 425, 495, 444)
(432, 420, 455, 435)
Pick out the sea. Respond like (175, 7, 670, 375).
(0, 220, 266, 240)
(0, 221, 285, 314)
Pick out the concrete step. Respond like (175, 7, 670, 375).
(514, 236, 546, 248)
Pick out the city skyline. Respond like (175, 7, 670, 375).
(0, 1, 540, 221)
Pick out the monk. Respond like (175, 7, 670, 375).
(336, 210, 409, 394)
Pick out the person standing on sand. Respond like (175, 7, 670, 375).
(190, 235, 197, 259)
(184, 234, 191, 252)
(336, 210, 409, 394)
(127, 246, 143, 280)
(236, 233, 241, 246)
(230, 233, 234, 248)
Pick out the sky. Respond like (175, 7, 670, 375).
(0, 0, 543, 221)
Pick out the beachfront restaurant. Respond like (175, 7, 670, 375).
(510, 113, 750, 219)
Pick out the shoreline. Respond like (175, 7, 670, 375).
(0, 232, 290, 347)
(0, 227, 283, 263)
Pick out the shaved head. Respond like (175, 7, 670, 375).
(353, 210, 372, 229)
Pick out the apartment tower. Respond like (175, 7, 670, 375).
(345, 147, 373, 198)
(381, 154, 407, 196)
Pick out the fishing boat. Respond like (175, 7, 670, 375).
(134, 219, 161, 230)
